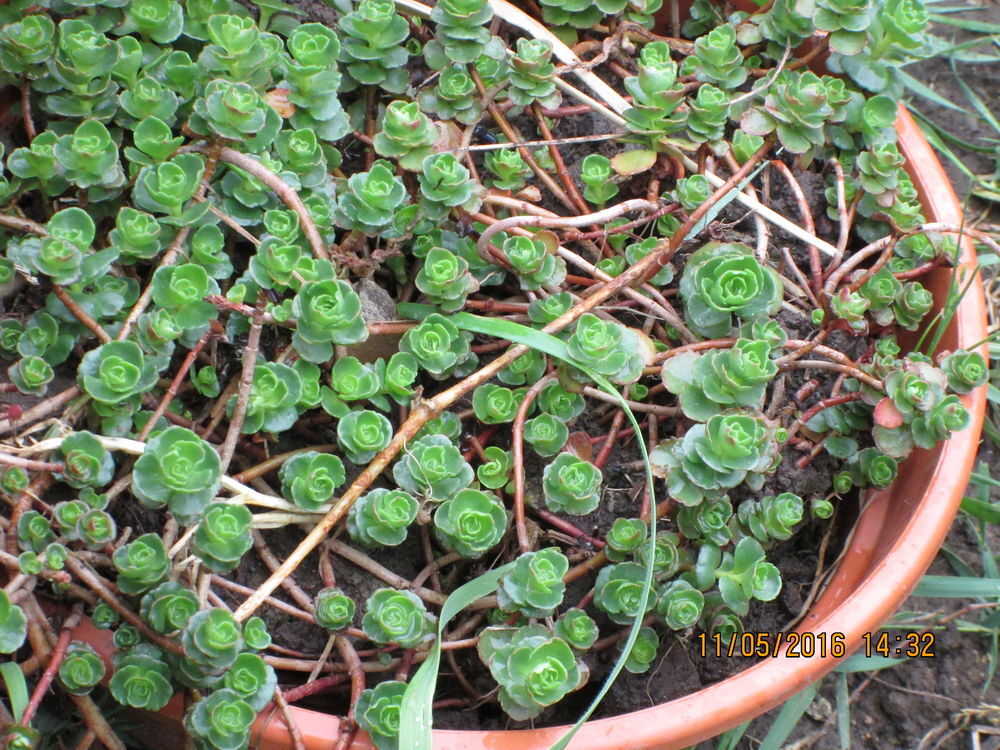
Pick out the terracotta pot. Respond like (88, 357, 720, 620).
(66, 103, 988, 750)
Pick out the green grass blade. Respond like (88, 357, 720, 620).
(758, 681, 818, 750)
(930, 13, 1000, 32)
(961, 496, 1000, 524)
(914, 576, 1000, 597)
(0, 661, 29, 722)
(836, 672, 850, 749)
(834, 654, 908, 672)
(399, 562, 515, 750)
(950, 61, 1000, 134)
(714, 720, 751, 750)
(899, 70, 971, 115)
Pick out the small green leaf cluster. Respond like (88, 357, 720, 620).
(356, 680, 407, 750)
(872, 356, 972, 459)
(393, 433, 474, 501)
(621, 626, 660, 673)
(507, 39, 560, 111)
(191, 503, 254, 573)
(731, 493, 805, 545)
(362, 588, 436, 648)
(423, 0, 504, 70)
(542, 453, 603, 515)
(132, 427, 222, 522)
(433, 488, 508, 558)
(553, 608, 599, 650)
(662, 339, 779, 420)
(339, 0, 410, 93)
(580, 154, 619, 205)
(477, 446, 514, 490)
(525, 413, 569, 457)
(497, 547, 568, 618)
(418, 65, 484, 125)
(373, 100, 438, 171)
(650, 411, 781, 506)
(477, 623, 584, 720)
(695, 538, 782, 612)
(741, 72, 851, 156)
(348, 488, 419, 547)
(314, 588, 356, 631)
(623, 42, 688, 146)
(416, 247, 479, 312)
(399, 313, 474, 379)
(484, 148, 531, 191)
(279, 451, 345, 511)
(502, 232, 568, 291)
(595, 562, 655, 625)
(58, 641, 106, 695)
(565, 313, 653, 384)
(679, 243, 783, 338)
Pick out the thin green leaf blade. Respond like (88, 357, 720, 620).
(0, 661, 29, 722)
(914, 575, 1000, 598)
(399, 562, 515, 750)
(834, 653, 908, 673)
(759, 682, 818, 750)
(836, 672, 850, 749)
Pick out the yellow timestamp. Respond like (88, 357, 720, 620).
(861, 631, 936, 658)
(697, 631, 847, 659)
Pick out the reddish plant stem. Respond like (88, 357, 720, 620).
(0, 385, 81, 437)
(21, 609, 81, 726)
(52, 286, 111, 343)
(512, 375, 555, 553)
(251, 530, 315, 612)
(654, 338, 737, 362)
(893, 254, 948, 280)
(219, 298, 264, 474)
(593, 391, 627, 468)
(771, 160, 822, 300)
(21, 77, 35, 141)
(786, 393, 864, 441)
(273, 687, 307, 750)
(0, 453, 62, 473)
(282, 674, 347, 703)
(531, 103, 591, 216)
(534, 509, 605, 549)
(137, 326, 217, 442)
(335, 636, 365, 719)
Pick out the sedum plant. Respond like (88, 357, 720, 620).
(497, 548, 568, 618)
(314, 588, 356, 631)
(679, 243, 783, 338)
(0, 0, 979, 737)
(348, 488, 419, 547)
(433, 488, 508, 558)
(478, 623, 584, 720)
(362, 588, 436, 648)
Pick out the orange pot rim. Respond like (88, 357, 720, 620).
(68, 107, 988, 750)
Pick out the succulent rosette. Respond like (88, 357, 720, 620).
(433, 488, 508, 558)
(679, 242, 783, 338)
(132, 426, 222, 521)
